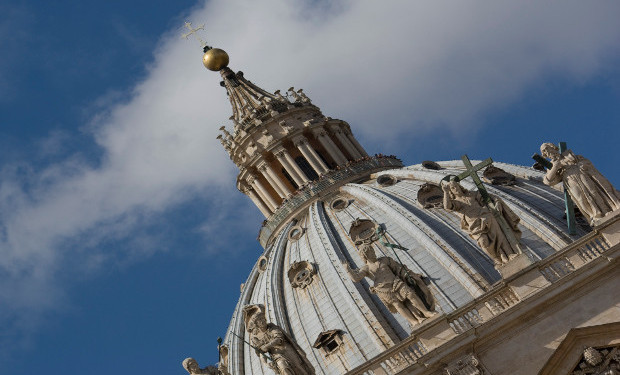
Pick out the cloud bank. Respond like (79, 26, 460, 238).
(1, 0, 619, 348)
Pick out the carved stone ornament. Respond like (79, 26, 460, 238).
(330, 197, 350, 211)
(572, 346, 620, 375)
(348, 219, 379, 246)
(482, 165, 516, 185)
(288, 225, 305, 241)
(287, 261, 316, 289)
(417, 183, 444, 209)
(422, 160, 442, 170)
(443, 354, 484, 375)
(376, 174, 398, 187)
(313, 330, 344, 356)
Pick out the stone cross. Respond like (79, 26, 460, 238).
(448, 155, 523, 252)
(532, 142, 577, 235)
(181, 21, 207, 48)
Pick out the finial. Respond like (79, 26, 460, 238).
(181, 21, 229, 71)
(181, 21, 208, 50)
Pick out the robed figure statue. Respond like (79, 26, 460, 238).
(540, 142, 620, 224)
(442, 180, 522, 265)
(344, 245, 436, 328)
(243, 304, 315, 375)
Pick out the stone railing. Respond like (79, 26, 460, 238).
(258, 156, 403, 247)
(345, 228, 614, 375)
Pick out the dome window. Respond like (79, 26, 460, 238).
(422, 160, 442, 170)
(482, 165, 516, 186)
(376, 174, 398, 187)
(288, 225, 305, 242)
(330, 197, 350, 211)
(348, 219, 379, 246)
(313, 330, 344, 356)
(417, 183, 444, 209)
(257, 255, 269, 273)
(287, 261, 316, 289)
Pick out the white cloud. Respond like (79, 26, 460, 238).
(1, 0, 619, 350)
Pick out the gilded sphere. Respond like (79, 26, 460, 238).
(203, 48, 229, 71)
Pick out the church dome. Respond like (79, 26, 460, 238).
(222, 158, 587, 374)
(184, 29, 620, 375)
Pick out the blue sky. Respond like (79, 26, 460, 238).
(1, 1, 619, 374)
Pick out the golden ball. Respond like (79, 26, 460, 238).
(203, 48, 229, 71)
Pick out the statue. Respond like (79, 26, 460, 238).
(218, 345, 230, 375)
(442, 180, 522, 265)
(182, 358, 219, 375)
(540, 143, 620, 224)
(343, 245, 436, 328)
(243, 304, 315, 375)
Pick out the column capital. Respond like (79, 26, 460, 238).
(256, 160, 269, 172)
(292, 135, 308, 147)
(310, 126, 328, 137)
(272, 145, 288, 159)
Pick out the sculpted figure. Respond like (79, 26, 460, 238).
(182, 358, 219, 375)
(243, 304, 315, 375)
(343, 245, 436, 328)
(541, 143, 620, 224)
(442, 180, 522, 265)
(218, 345, 230, 375)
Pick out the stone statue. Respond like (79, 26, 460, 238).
(182, 358, 219, 375)
(343, 245, 436, 328)
(218, 345, 230, 375)
(442, 180, 522, 265)
(243, 304, 315, 375)
(296, 89, 311, 103)
(540, 143, 620, 224)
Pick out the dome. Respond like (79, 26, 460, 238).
(222, 159, 587, 374)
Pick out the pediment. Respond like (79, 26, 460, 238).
(538, 322, 620, 375)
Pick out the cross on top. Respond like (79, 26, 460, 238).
(182, 21, 207, 48)
(452, 155, 494, 203)
(447, 154, 523, 252)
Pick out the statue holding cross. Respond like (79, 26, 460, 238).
(537, 142, 620, 226)
(441, 155, 523, 266)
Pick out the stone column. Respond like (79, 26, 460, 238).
(293, 136, 329, 174)
(343, 128, 368, 157)
(242, 185, 271, 217)
(258, 161, 293, 198)
(273, 146, 309, 185)
(331, 126, 362, 159)
(248, 174, 278, 212)
(312, 127, 348, 166)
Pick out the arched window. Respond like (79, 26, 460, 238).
(295, 156, 319, 181)
(281, 168, 299, 190)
